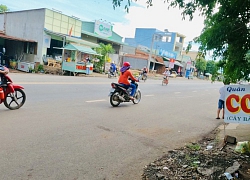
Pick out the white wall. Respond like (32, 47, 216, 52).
(5, 9, 46, 62)
(0, 14, 4, 32)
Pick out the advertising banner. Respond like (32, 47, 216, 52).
(225, 85, 250, 124)
(158, 49, 177, 59)
(94, 20, 113, 38)
(169, 58, 175, 69)
(43, 34, 51, 48)
(186, 61, 192, 70)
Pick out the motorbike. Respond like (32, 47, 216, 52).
(139, 73, 147, 82)
(108, 80, 141, 107)
(162, 76, 169, 85)
(108, 69, 117, 78)
(0, 66, 26, 110)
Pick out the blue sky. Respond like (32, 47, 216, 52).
(1, 0, 205, 51)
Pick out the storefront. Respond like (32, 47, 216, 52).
(59, 43, 99, 76)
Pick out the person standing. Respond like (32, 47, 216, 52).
(216, 80, 230, 119)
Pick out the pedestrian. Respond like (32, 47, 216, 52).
(216, 79, 230, 119)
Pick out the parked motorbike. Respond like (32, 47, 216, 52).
(0, 67, 26, 110)
(108, 80, 141, 107)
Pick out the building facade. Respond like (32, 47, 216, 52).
(0, 8, 124, 73)
(124, 28, 186, 74)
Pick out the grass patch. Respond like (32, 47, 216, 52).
(186, 143, 201, 151)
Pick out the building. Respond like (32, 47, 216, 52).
(124, 28, 186, 74)
(0, 8, 124, 74)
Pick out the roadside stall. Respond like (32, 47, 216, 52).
(60, 43, 99, 76)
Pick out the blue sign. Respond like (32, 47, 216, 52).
(158, 49, 177, 59)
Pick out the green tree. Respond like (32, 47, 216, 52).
(95, 43, 114, 73)
(112, 0, 250, 82)
(0, 4, 9, 13)
(195, 55, 207, 77)
(205, 60, 217, 74)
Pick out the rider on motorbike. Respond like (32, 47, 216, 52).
(139, 66, 148, 80)
(0, 64, 9, 84)
(118, 62, 139, 100)
(109, 62, 116, 76)
(163, 67, 171, 82)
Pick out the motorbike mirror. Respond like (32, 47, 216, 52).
(2, 48, 5, 54)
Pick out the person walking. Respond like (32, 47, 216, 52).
(216, 80, 230, 119)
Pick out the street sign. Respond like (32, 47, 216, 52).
(225, 85, 250, 124)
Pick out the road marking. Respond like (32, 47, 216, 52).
(86, 99, 107, 103)
(145, 94, 155, 97)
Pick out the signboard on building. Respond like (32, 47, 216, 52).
(43, 34, 51, 48)
(158, 49, 177, 59)
(225, 85, 250, 124)
(94, 20, 113, 38)
(169, 58, 175, 68)
(186, 61, 192, 70)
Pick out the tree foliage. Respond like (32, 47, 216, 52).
(0, 4, 9, 13)
(95, 43, 115, 72)
(195, 57, 206, 75)
(112, 0, 250, 82)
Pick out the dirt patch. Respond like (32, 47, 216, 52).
(142, 128, 250, 180)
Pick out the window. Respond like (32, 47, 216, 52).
(24, 42, 37, 55)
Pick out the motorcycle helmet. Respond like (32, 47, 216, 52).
(123, 62, 130, 67)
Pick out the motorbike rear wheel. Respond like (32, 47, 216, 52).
(162, 78, 168, 86)
(4, 88, 26, 110)
(132, 90, 141, 104)
(110, 91, 121, 107)
(142, 75, 147, 82)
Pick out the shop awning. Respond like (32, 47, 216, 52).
(66, 36, 99, 48)
(44, 29, 99, 48)
(63, 43, 99, 55)
(174, 61, 184, 67)
(0, 33, 36, 42)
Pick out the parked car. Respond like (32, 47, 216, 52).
(170, 71, 177, 78)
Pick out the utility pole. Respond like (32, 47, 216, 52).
(147, 32, 172, 72)
(147, 34, 155, 72)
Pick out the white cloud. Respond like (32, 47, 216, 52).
(113, 0, 205, 43)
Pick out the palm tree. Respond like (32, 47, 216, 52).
(96, 43, 115, 73)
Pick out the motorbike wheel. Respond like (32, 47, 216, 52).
(4, 88, 26, 110)
(110, 92, 121, 107)
(132, 90, 141, 104)
(162, 79, 168, 86)
(162, 79, 165, 86)
(143, 76, 147, 82)
(108, 73, 111, 78)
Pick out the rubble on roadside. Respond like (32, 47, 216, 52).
(142, 129, 250, 180)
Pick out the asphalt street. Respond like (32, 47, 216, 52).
(0, 73, 224, 180)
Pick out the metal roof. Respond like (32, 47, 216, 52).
(62, 44, 99, 55)
(0, 33, 36, 42)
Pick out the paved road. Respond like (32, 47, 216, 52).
(0, 73, 224, 180)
